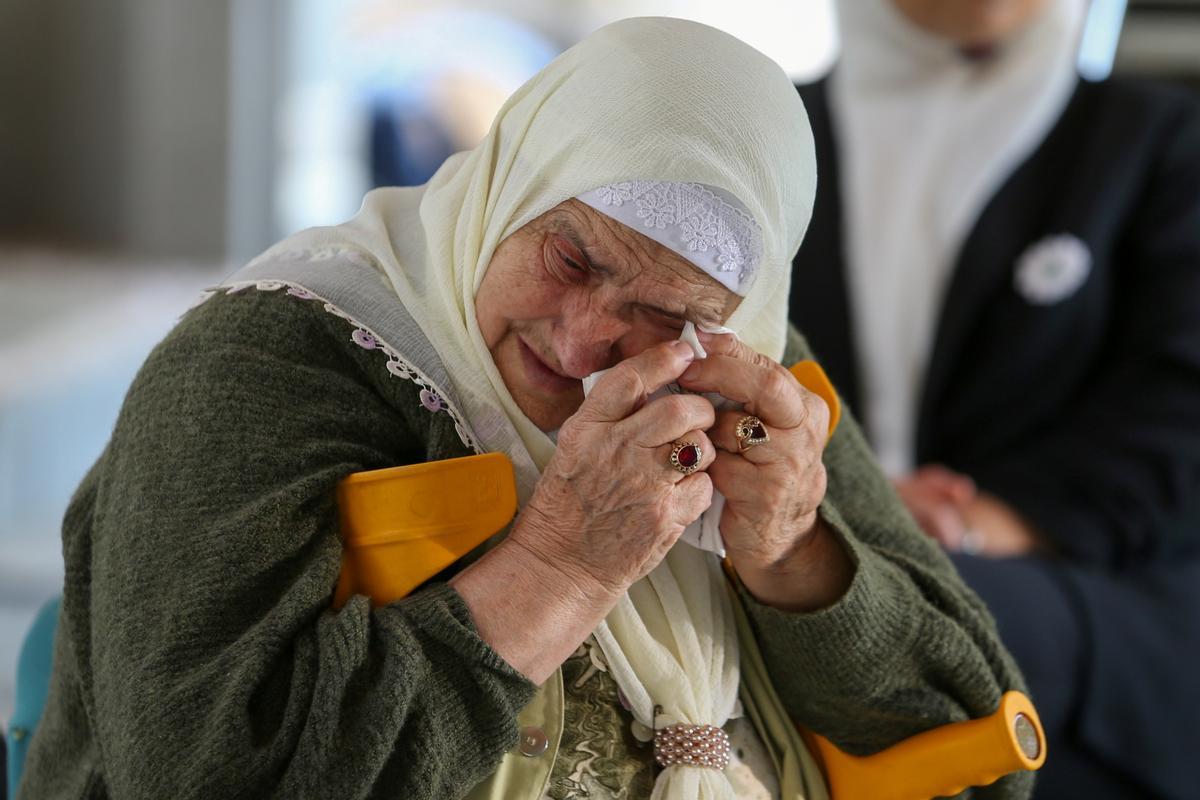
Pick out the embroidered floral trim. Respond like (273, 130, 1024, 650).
(582, 181, 764, 288)
(210, 277, 480, 452)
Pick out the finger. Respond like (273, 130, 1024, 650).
(659, 430, 715, 480)
(581, 340, 696, 422)
(903, 500, 955, 545)
(894, 483, 967, 542)
(915, 464, 976, 505)
(707, 448, 759, 492)
(709, 402, 826, 466)
(708, 451, 826, 540)
(922, 521, 960, 550)
(695, 331, 776, 370)
(894, 480, 943, 510)
(921, 502, 969, 547)
(678, 353, 826, 432)
(707, 408, 815, 465)
(671, 471, 714, 528)
(709, 447, 825, 499)
(618, 393, 716, 449)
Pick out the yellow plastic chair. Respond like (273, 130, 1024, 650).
(333, 361, 1047, 799)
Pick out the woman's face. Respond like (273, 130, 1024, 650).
(476, 200, 742, 431)
(891, 0, 1051, 47)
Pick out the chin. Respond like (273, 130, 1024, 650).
(498, 356, 581, 432)
(522, 393, 583, 432)
(494, 332, 584, 431)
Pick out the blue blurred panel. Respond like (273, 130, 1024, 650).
(0, 341, 148, 723)
(1079, 0, 1128, 81)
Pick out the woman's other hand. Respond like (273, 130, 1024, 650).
(677, 332, 855, 612)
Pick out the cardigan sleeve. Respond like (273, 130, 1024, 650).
(972, 93, 1200, 566)
(738, 327, 1033, 798)
(23, 290, 535, 800)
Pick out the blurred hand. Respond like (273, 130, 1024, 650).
(893, 465, 977, 550)
(894, 465, 1042, 557)
(962, 493, 1044, 557)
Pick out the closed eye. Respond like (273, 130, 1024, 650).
(636, 305, 686, 332)
(549, 236, 591, 281)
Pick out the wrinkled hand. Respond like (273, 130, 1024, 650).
(675, 333, 829, 563)
(509, 340, 716, 600)
(676, 332, 852, 611)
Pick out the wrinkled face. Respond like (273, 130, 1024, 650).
(476, 199, 742, 431)
(891, 0, 1051, 47)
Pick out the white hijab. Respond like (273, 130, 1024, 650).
(831, 0, 1085, 475)
(285, 17, 817, 799)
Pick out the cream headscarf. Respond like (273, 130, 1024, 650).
(285, 17, 816, 798)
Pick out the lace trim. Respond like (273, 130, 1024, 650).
(582, 181, 764, 288)
(207, 278, 480, 453)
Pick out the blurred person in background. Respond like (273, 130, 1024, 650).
(791, 0, 1200, 797)
(16, 18, 1032, 800)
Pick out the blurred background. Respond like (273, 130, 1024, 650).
(0, 0, 1198, 724)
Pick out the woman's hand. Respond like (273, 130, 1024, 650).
(453, 339, 716, 683)
(510, 339, 717, 599)
(676, 333, 854, 612)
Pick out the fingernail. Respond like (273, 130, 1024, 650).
(673, 340, 697, 360)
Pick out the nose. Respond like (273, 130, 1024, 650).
(553, 299, 629, 379)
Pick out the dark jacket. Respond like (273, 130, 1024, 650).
(791, 76, 1200, 799)
(792, 76, 1200, 566)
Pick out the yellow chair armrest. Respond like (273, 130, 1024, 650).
(333, 452, 517, 608)
(801, 691, 1046, 800)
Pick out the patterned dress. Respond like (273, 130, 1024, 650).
(544, 638, 779, 799)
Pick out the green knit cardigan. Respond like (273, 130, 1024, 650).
(19, 287, 1032, 799)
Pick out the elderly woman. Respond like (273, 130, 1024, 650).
(19, 18, 1028, 800)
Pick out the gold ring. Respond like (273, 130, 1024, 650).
(670, 442, 703, 475)
(735, 415, 770, 452)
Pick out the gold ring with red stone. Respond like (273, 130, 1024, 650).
(669, 441, 703, 475)
(735, 415, 770, 452)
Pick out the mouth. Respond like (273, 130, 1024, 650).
(517, 336, 579, 393)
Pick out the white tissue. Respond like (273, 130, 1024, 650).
(696, 322, 738, 337)
(678, 320, 707, 359)
(580, 322, 741, 557)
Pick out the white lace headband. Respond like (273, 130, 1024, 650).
(576, 181, 764, 296)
